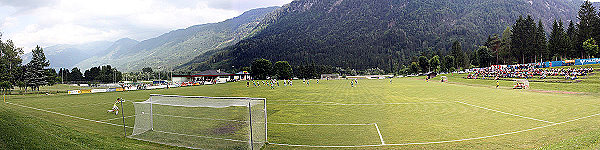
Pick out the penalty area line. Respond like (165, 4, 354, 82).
(455, 101, 555, 124)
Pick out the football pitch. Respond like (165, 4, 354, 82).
(3, 77, 600, 149)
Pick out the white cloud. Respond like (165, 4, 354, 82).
(0, 0, 291, 52)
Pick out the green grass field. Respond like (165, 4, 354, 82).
(2, 73, 600, 149)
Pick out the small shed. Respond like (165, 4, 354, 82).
(427, 72, 438, 79)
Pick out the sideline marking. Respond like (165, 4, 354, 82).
(5, 102, 133, 129)
(455, 101, 555, 124)
(45, 101, 116, 109)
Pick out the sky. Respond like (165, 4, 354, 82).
(0, 0, 293, 52)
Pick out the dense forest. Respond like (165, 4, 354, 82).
(402, 1, 600, 75)
(180, 0, 582, 73)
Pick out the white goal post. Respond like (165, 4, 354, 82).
(128, 94, 267, 150)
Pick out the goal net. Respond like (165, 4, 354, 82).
(129, 94, 267, 149)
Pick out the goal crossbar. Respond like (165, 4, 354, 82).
(129, 94, 267, 150)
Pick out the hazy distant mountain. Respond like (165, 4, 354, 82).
(74, 38, 139, 70)
(75, 6, 279, 71)
(181, 0, 583, 71)
(22, 41, 113, 69)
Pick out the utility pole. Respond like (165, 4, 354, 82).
(61, 68, 64, 84)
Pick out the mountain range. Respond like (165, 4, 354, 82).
(23, 6, 279, 72)
(22, 41, 113, 68)
(27, 0, 588, 72)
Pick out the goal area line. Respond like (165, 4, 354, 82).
(455, 101, 555, 123)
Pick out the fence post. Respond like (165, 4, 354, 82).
(248, 102, 253, 150)
(121, 98, 126, 137)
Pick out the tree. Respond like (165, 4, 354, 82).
(273, 61, 293, 79)
(0, 81, 10, 94)
(443, 55, 455, 72)
(476, 46, 493, 67)
(511, 15, 537, 64)
(575, 0, 599, 58)
(84, 66, 101, 81)
(535, 20, 548, 62)
(450, 41, 469, 69)
(142, 67, 153, 73)
(250, 58, 272, 80)
(409, 62, 419, 74)
(58, 68, 70, 82)
(0, 34, 24, 89)
(549, 20, 566, 60)
(499, 26, 512, 64)
(583, 38, 599, 58)
(566, 20, 577, 58)
(484, 34, 501, 65)
(417, 56, 429, 73)
(24, 46, 50, 91)
(44, 68, 59, 85)
(69, 67, 84, 81)
(429, 55, 441, 73)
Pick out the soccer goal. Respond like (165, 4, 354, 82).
(129, 94, 267, 150)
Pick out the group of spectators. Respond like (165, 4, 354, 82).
(466, 64, 594, 80)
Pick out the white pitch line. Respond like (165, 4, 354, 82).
(269, 101, 452, 106)
(268, 99, 338, 104)
(153, 114, 247, 123)
(99, 114, 140, 122)
(374, 123, 385, 145)
(268, 143, 384, 148)
(45, 100, 131, 110)
(5, 102, 133, 129)
(153, 130, 247, 143)
(384, 112, 600, 146)
(455, 101, 555, 124)
(155, 113, 372, 125)
(271, 122, 373, 126)
(269, 112, 600, 148)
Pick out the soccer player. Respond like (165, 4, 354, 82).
(107, 98, 121, 115)
(247, 81, 249, 87)
(496, 80, 499, 88)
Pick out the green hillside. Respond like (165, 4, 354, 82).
(181, 0, 582, 71)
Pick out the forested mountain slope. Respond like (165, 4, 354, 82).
(181, 0, 582, 71)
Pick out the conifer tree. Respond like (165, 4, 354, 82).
(24, 46, 49, 91)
